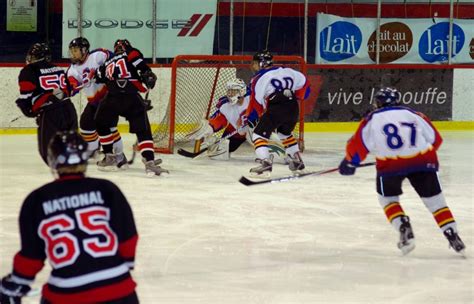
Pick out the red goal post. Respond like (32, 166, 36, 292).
(152, 55, 307, 154)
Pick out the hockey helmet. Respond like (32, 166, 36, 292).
(48, 130, 89, 175)
(374, 87, 402, 108)
(114, 39, 132, 54)
(68, 37, 90, 64)
(226, 78, 247, 105)
(253, 50, 273, 69)
(26, 43, 51, 64)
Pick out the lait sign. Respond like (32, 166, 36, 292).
(68, 14, 213, 36)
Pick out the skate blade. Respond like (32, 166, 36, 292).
(145, 168, 169, 177)
(399, 242, 416, 255)
(456, 249, 467, 258)
(291, 169, 307, 176)
(248, 172, 271, 179)
(97, 166, 121, 172)
(117, 163, 129, 170)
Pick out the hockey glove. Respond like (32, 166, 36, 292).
(141, 70, 157, 89)
(339, 158, 356, 175)
(15, 98, 35, 118)
(0, 274, 31, 304)
(95, 65, 107, 83)
(142, 98, 153, 111)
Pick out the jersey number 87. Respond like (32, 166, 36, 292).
(382, 122, 417, 149)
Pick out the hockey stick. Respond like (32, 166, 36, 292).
(239, 162, 376, 186)
(10, 115, 22, 123)
(127, 90, 151, 165)
(177, 129, 240, 158)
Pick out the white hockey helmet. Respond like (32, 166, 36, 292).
(226, 78, 247, 105)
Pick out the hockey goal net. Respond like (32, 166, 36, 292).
(152, 55, 307, 154)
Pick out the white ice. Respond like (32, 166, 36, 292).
(1, 132, 473, 304)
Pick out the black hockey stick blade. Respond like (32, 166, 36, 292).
(239, 162, 375, 186)
(177, 147, 209, 158)
(127, 149, 137, 164)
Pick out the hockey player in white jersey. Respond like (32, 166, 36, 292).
(339, 87, 465, 255)
(242, 50, 310, 177)
(186, 78, 285, 160)
(67, 37, 127, 169)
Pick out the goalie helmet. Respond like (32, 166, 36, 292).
(374, 87, 402, 108)
(26, 43, 51, 64)
(226, 78, 247, 105)
(253, 50, 273, 69)
(48, 130, 89, 176)
(114, 39, 132, 54)
(68, 37, 90, 64)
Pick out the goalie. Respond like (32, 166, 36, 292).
(186, 78, 285, 160)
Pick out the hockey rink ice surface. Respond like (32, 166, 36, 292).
(0, 132, 472, 304)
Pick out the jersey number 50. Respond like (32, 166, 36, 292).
(38, 206, 118, 269)
(39, 74, 67, 91)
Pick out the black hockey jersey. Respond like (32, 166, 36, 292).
(10, 176, 138, 303)
(17, 61, 70, 114)
(97, 48, 150, 94)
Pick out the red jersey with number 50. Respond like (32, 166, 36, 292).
(10, 176, 138, 303)
(18, 61, 69, 113)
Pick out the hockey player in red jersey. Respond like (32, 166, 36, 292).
(0, 130, 139, 303)
(185, 78, 285, 160)
(94, 39, 167, 176)
(242, 50, 310, 177)
(339, 87, 465, 255)
(67, 37, 127, 167)
(15, 42, 78, 165)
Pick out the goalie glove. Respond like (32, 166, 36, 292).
(0, 274, 32, 304)
(185, 120, 214, 141)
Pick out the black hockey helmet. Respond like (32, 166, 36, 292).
(253, 50, 273, 69)
(68, 37, 90, 63)
(69, 37, 90, 52)
(374, 87, 402, 108)
(114, 39, 131, 54)
(26, 43, 51, 64)
(48, 130, 89, 175)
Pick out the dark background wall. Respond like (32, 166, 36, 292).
(1, 1, 473, 63)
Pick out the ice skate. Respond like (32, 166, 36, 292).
(397, 216, 415, 255)
(89, 149, 104, 161)
(443, 228, 466, 255)
(97, 153, 128, 171)
(249, 155, 273, 178)
(143, 159, 168, 176)
(288, 152, 305, 173)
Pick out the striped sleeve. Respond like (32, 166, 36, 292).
(345, 118, 370, 165)
(12, 192, 46, 284)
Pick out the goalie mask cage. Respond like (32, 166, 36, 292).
(153, 55, 307, 154)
